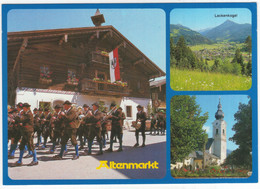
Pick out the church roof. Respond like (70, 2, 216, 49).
(215, 98, 224, 120)
(206, 138, 214, 150)
(189, 150, 220, 160)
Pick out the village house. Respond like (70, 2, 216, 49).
(149, 78, 166, 111)
(7, 10, 165, 127)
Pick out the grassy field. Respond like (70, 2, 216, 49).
(171, 68, 252, 91)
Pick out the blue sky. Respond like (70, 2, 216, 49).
(195, 95, 250, 151)
(171, 8, 251, 31)
(7, 8, 165, 72)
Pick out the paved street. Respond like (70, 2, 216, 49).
(8, 130, 166, 180)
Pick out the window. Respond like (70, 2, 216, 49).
(137, 81, 141, 89)
(98, 73, 105, 90)
(152, 93, 158, 100)
(40, 65, 52, 80)
(67, 69, 78, 84)
(223, 129, 225, 135)
(39, 101, 51, 111)
(126, 106, 132, 118)
(216, 129, 218, 135)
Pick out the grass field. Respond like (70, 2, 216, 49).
(171, 68, 252, 91)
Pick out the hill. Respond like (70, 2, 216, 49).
(202, 20, 251, 42)
(170, 24, 213, 45)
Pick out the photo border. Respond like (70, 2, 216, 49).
(2, 2, 258, 185)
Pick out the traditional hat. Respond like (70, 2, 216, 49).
(54, 104, 62, 109)
(63, 100, 72, 105)
(23, 103, 31, 108)
(110, 102, 116, 107)
(136, 105, 143, 109)
(16, 102, 23, 109)
(83, 104, 89, 108)
(92, 102, 99, 107)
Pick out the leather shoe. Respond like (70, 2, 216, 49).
(116, 148, 123, 152)
(27, 161, 39, 166)
(133, 143, 139, 147)
(24, 154, 33, 158)
(141, 144, 145, 147)
(52, 155, 62, 160)
(105, 148, 113, 152)
(72, 155, 79, 160)
(96, 151, 103, 155)
(8, 155, 15, 159)
(12, 161, 22, 167)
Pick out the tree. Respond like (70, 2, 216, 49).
(171, 96, 208, 164)
(232, 49, 245, 75)
(245, 36, 252, 60)
(225, 98, 252, 169)
(246, 60, 252, 76)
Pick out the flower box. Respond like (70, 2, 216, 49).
(39, 78, 52, 85)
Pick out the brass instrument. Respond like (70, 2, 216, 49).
(100, 106, 118, 125)
(132, 120, 142, 130)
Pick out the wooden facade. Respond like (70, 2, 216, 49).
(150, 79, 166, 109)
(8, 26, 165, 105)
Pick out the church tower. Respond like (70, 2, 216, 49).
(212, 98, 227, 164)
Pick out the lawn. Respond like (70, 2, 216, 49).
(171, 68, 252, 91)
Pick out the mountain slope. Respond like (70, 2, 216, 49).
(170, 24, 213, 45)
(202, 20, 251, 42)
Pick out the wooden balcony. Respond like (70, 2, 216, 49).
(81, 78, 130, 97)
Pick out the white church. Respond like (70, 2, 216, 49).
(171, 99, 227, 170)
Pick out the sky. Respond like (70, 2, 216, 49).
(7, 8, 166, 72)
(170, 8, 251, 31)
(195, 95, 250, 151)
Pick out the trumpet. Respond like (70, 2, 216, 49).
(100, 106, 118, 125)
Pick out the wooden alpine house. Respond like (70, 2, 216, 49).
(7, 9, 165, 124)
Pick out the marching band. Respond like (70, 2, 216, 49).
(7, 101, 166, 166)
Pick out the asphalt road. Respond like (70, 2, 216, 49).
(8, 130, 166, 180)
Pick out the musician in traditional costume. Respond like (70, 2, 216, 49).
(50, 104, 64, 154)
(41, 108, 52, 149)
(12, 103, 38, 166)
(8, 102, 23, 159)
(106, 103, 126, 152)
(87, 102, 103, 155)
(53, 100, 79, 160)
(134, 105, 147, 147)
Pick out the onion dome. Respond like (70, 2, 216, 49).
(215, 98, 224, 120)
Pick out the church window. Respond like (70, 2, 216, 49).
(223, 129, 225, 135)
(216, 129, 218, 135)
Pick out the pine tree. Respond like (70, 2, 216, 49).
(171, 96, 208, 164)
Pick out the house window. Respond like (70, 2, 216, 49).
(39, 101, 51, 111)
(67, 69, 78, 84)
(126, 106, 132, 118)
(40, 65, 52, 80)
(152, 93, 158, 100)
(137, 81, 141, 89)
(97, 73, 106, 90)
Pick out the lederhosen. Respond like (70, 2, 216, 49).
(19, 110, 34, 151)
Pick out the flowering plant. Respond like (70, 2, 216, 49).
(40, 66, 52, 80)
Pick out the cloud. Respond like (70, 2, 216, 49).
(203, 125, 211, 134)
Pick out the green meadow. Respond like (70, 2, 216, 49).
(171, 68, 252, 91)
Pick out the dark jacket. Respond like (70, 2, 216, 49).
(63, 107, 79, 129)
(136, 111, 147, 127)
(20, 110, 34, 132)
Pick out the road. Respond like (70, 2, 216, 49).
(8, 130, 166, 180)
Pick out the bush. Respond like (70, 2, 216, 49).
(232, 63, 242, 75)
